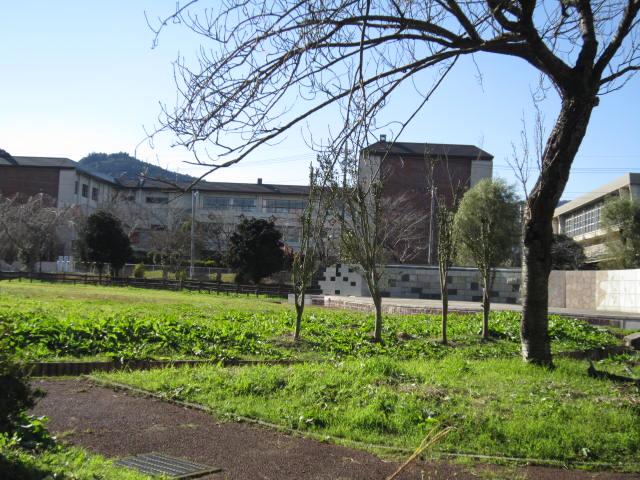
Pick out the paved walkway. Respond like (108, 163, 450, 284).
(31, 379, 640, 480)
(315, 296, 640, 330)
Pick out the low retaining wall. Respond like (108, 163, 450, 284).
(318, 264, 521, 304)
(27, 358, 303, 377)
(318, 265, 640, 315)
(549, 269, 640, 314)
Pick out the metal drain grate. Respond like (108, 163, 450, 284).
(116, 452, 221, 479)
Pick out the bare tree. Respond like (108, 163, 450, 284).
(320, 145, 425, 342)
(200, 212, 238, 260)
(291, 166, 331, 340)
(151, 1, 640, 365)
(436, 204, 456, 346)
(0, 194, 71, 272)
(509, 100, 545, 203)
(148, 203, 192, 278)
(423, 151, 468, 345)
(98, 191, 151, 241)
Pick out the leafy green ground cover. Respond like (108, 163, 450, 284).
(0, 440, 151, 480)
(97, 356, 640, 469)
(0, 281, 620, 362)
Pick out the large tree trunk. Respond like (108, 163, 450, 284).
(521, 93, 598, 366)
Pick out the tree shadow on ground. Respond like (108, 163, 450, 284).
(0, 452, 57, 480)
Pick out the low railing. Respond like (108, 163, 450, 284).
(0, 271, 320, 299)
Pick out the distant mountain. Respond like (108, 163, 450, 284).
(79, 152, 195, 183)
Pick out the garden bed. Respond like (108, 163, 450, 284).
(1, 281, 623, 364)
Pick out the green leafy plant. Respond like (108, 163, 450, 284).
(133, 263, 145, 279)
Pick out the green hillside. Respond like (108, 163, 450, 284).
(79, 152, 195, 183)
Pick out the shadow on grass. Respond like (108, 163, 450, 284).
(0, 452, 54, 480)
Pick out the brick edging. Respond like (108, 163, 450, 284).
(27, 358, 304, 377)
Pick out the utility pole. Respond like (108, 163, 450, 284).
(190, 190, 199, 279)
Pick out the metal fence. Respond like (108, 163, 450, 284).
(0, 271, 319, 299)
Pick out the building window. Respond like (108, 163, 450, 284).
(203, 196, 256, 211)
(563, 202, 603, 237)
(264, 198, 306, 213)
(91, 187, 98, 201)
(146, 196, 169, 204)
(74, 181, 79, 195)
(81, 184, 89, 198)
(282, 225, 301, 243)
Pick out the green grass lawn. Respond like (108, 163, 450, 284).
(2, 280, 638, 472)
(0, 280, 622, 362)
(96, 356, 640, 469)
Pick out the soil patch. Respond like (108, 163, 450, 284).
(31, 379, 640, 480)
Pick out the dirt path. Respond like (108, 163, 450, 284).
(31, 379, 639, 480)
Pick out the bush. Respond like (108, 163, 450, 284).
(0, 325, 41, 437)
(133, 263, 145, 279)
(227, 218, 285, 284)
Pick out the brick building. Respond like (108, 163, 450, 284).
(359, 139, 493, 264)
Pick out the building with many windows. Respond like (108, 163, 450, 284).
(119, 178, 310, 253)
(0, 155, 310, 257)
(553, 173, 640, 264)
(2, 142, 493, 264)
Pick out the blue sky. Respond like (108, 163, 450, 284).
(1, 1, 638, 200)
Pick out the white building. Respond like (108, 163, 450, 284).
(553, 173, 640, 264)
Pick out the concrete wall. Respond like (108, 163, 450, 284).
(318, 265, 640, 314)
(318, 264, 522, 304)
(595, 270, 640, 313)
(470, 160, 493, 187)
(548, 269, 640, 313)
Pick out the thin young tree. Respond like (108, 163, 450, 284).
(148, 203, 192, 279)
(455, 179, 520, 340)
(424, 152, 466, 345)
(150, 0, 640, 365)
(436, 203, 456, 345)
(321, 144, 425, 342)
(291, 166, 331, 340)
